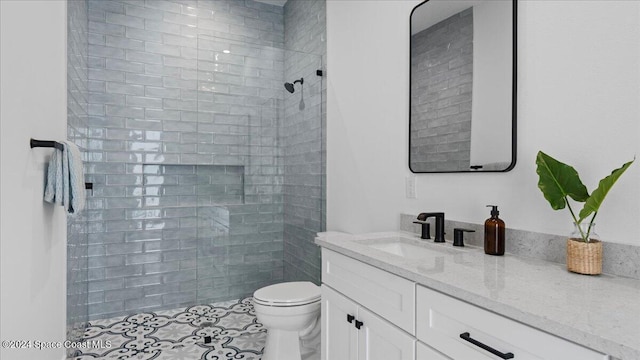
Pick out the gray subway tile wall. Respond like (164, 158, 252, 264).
(85, 0, 297, 320)
(410, 8, 473, 172)
(68, 0, 327, 322)
(67, 0, 90, 353)
(282, 0, 327, 284)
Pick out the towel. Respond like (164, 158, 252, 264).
(44, 141, 86, 214)
(44, 146, 62, 205)
(65, 141, 86, 214)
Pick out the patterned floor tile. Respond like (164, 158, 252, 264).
(72, 297, 265, 360)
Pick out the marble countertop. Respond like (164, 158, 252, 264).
(315, 231, 640, 360)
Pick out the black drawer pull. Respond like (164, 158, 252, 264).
(354, 320, 364, 330)
(347, 314, 355, 323)
(460, 332, 514, 359)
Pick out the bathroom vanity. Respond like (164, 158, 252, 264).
(316, 232, 640, 360)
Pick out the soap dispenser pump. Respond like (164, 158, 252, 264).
(484, 205, 505, 256)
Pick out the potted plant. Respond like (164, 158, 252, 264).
(535, 151, 634, 275)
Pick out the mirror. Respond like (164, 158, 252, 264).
(409, 0, 516, 173)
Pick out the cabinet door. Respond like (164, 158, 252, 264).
(357, 306, 415, 360)
(322, 285, 358, 360)
(416, 341, 450, 360)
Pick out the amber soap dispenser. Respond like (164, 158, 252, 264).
(484, 205, 505, 255)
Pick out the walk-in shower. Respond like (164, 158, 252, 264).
(65, 0, 327, 356)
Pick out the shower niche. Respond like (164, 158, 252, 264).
(142, 164, 245, 207)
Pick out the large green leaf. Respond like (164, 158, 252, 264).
(536, 151, 590, 210)
(578, 159, 635, 222)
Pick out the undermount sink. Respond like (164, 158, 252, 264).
(359, 236, 460, 259)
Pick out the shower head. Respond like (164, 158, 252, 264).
(284, 78, 304, 93)
(284, 82, 295, 93)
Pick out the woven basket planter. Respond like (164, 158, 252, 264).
(566, 238, 602, 275)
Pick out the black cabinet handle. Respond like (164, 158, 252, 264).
(347, 314, 355, 324)
(460, 332, 514, 359)
(354, 320, 364, 330)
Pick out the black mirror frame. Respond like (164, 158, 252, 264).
(408, 0, 518, 173)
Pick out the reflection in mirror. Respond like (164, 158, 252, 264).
(409, 0, 516, 173)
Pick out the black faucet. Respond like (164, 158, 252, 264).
(417, 212, 445, 243)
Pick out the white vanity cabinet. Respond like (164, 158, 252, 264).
(322, 285, 415, 360)
(321, 248, 416, 360)
(322, 285, 358, 360)
(416, 285, 608, 360)
(321, 248, 415, 333)
(321, 247, 610, 360)
(416, 341, 450, 360)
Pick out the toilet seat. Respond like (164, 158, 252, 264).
(253, 281, 321, 307)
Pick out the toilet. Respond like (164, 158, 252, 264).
(253, 281, 321, 360)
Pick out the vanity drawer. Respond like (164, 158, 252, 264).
(416, 285, 607, 360)
(322, 248, 415, 334)
(417, 341, 450, 360)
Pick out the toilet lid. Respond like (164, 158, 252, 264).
(253, 282, 321, 306)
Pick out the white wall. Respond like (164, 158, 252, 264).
(1, 1, 68, 359)
(327, 0, 640, 245)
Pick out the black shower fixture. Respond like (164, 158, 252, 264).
(284, 78, 304, 93)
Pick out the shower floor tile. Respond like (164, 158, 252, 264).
(72, 297, 264, 360)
